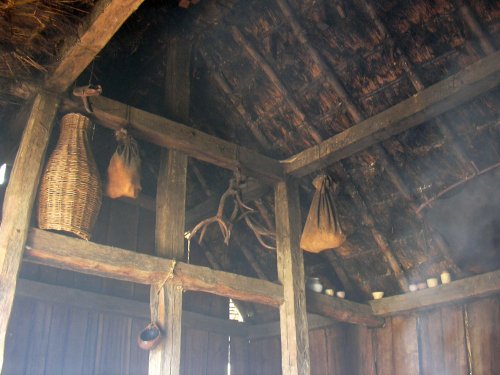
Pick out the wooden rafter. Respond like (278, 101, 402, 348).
(283, 51, 500, 176)
(200, 50, 273, 150)
(45, 0, 145, 92)
(273, 0, 414, 287)
(230, 26, 323, 145)
(357, 0, 476, 178)
(61, 96, 283, 183)
(453, 0, 495, 55)
(332, 163, 409, 291)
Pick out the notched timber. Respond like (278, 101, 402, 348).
(306, 292, 384, 328)
(61, 96, 284, 182)
(285, 52, 500, 177)
(370, 270, 500, 316)
(23, 228, 284, 307)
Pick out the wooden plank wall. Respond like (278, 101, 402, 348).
(373, 296, 499, 375)
(3, 198, 229, 375)
(232, 295, 500, 374)
(233, 323, 374, 375)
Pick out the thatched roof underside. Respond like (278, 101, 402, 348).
(1, 0, 499, 311)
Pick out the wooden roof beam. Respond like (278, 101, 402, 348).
(275, 0, 412, 287)
(283, 51, 500, 177)
(45, 0, 145, 92)
(278, 0, 498, 277)
(357, 0, 476, 178)
(61, 96, 283, 183)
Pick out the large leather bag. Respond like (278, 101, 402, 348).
(300, 175, 346, 253)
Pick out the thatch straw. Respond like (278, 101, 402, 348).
(0, 0, 96, 78)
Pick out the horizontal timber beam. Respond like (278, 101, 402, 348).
(284, 51, 500, 177)
(24, 228, 283, 307)
(61, 96, 284, 183)
(16, 278, 249, 337)
(306, 292, 384, 327)
(370, 270, 500, 316)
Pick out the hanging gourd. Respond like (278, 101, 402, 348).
(105, 128, 142, 199)
(38, 113, 102, 240)
(300, 174, 346, 253)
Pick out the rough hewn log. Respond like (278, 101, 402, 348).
(306, 292, 384, 327)
(275, 179, 310, 375)
(61, 96, 284, 183)
(370, 270, 500, 316)
(45, 0, 145, 92)
(0, 93, 59, 373)
(16, 278, 249, 336)
(24, 228, 284, 306)
(149, 149, 188, 375)
(283, 51, 500, 177)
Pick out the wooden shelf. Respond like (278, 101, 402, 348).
(370, 269, 500, 316)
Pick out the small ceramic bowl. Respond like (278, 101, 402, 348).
(372, 291, 384, 300)
(440, 271, 451, 284)
(427, 278, 439, 288)
(137, 323, 162, 351)
(324, 288, 334, 296)
(336, 291, 345, 299)
(409, 284, 418, 292)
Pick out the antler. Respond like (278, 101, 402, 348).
(186, 170, 276, 249)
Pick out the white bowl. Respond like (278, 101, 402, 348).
(372, 291, 384, 300)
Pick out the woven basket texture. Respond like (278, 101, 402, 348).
(38, 113, 102, 240)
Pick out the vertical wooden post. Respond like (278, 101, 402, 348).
(274, 178, 310, 375)
(0, 93, 59, 372)
(149, 149, 188, 375)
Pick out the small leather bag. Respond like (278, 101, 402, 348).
(105, 129, 142, 199)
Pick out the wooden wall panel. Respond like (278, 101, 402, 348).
(468, 296, 500, 374)
(230, 336, 249, 375)
(419, 309, 445, 375)
(371, 296, 499, 375)
(4, 198, 231, 375)
(440, 305, 467, 374)
(309, 329, 328, 375)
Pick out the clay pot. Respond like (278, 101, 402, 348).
(137, 323, 162, 351)
(306, 277, 323, 293)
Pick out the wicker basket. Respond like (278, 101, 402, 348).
(38, 113, 102, 240)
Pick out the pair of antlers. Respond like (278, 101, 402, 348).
(186, 171, 275, 250)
